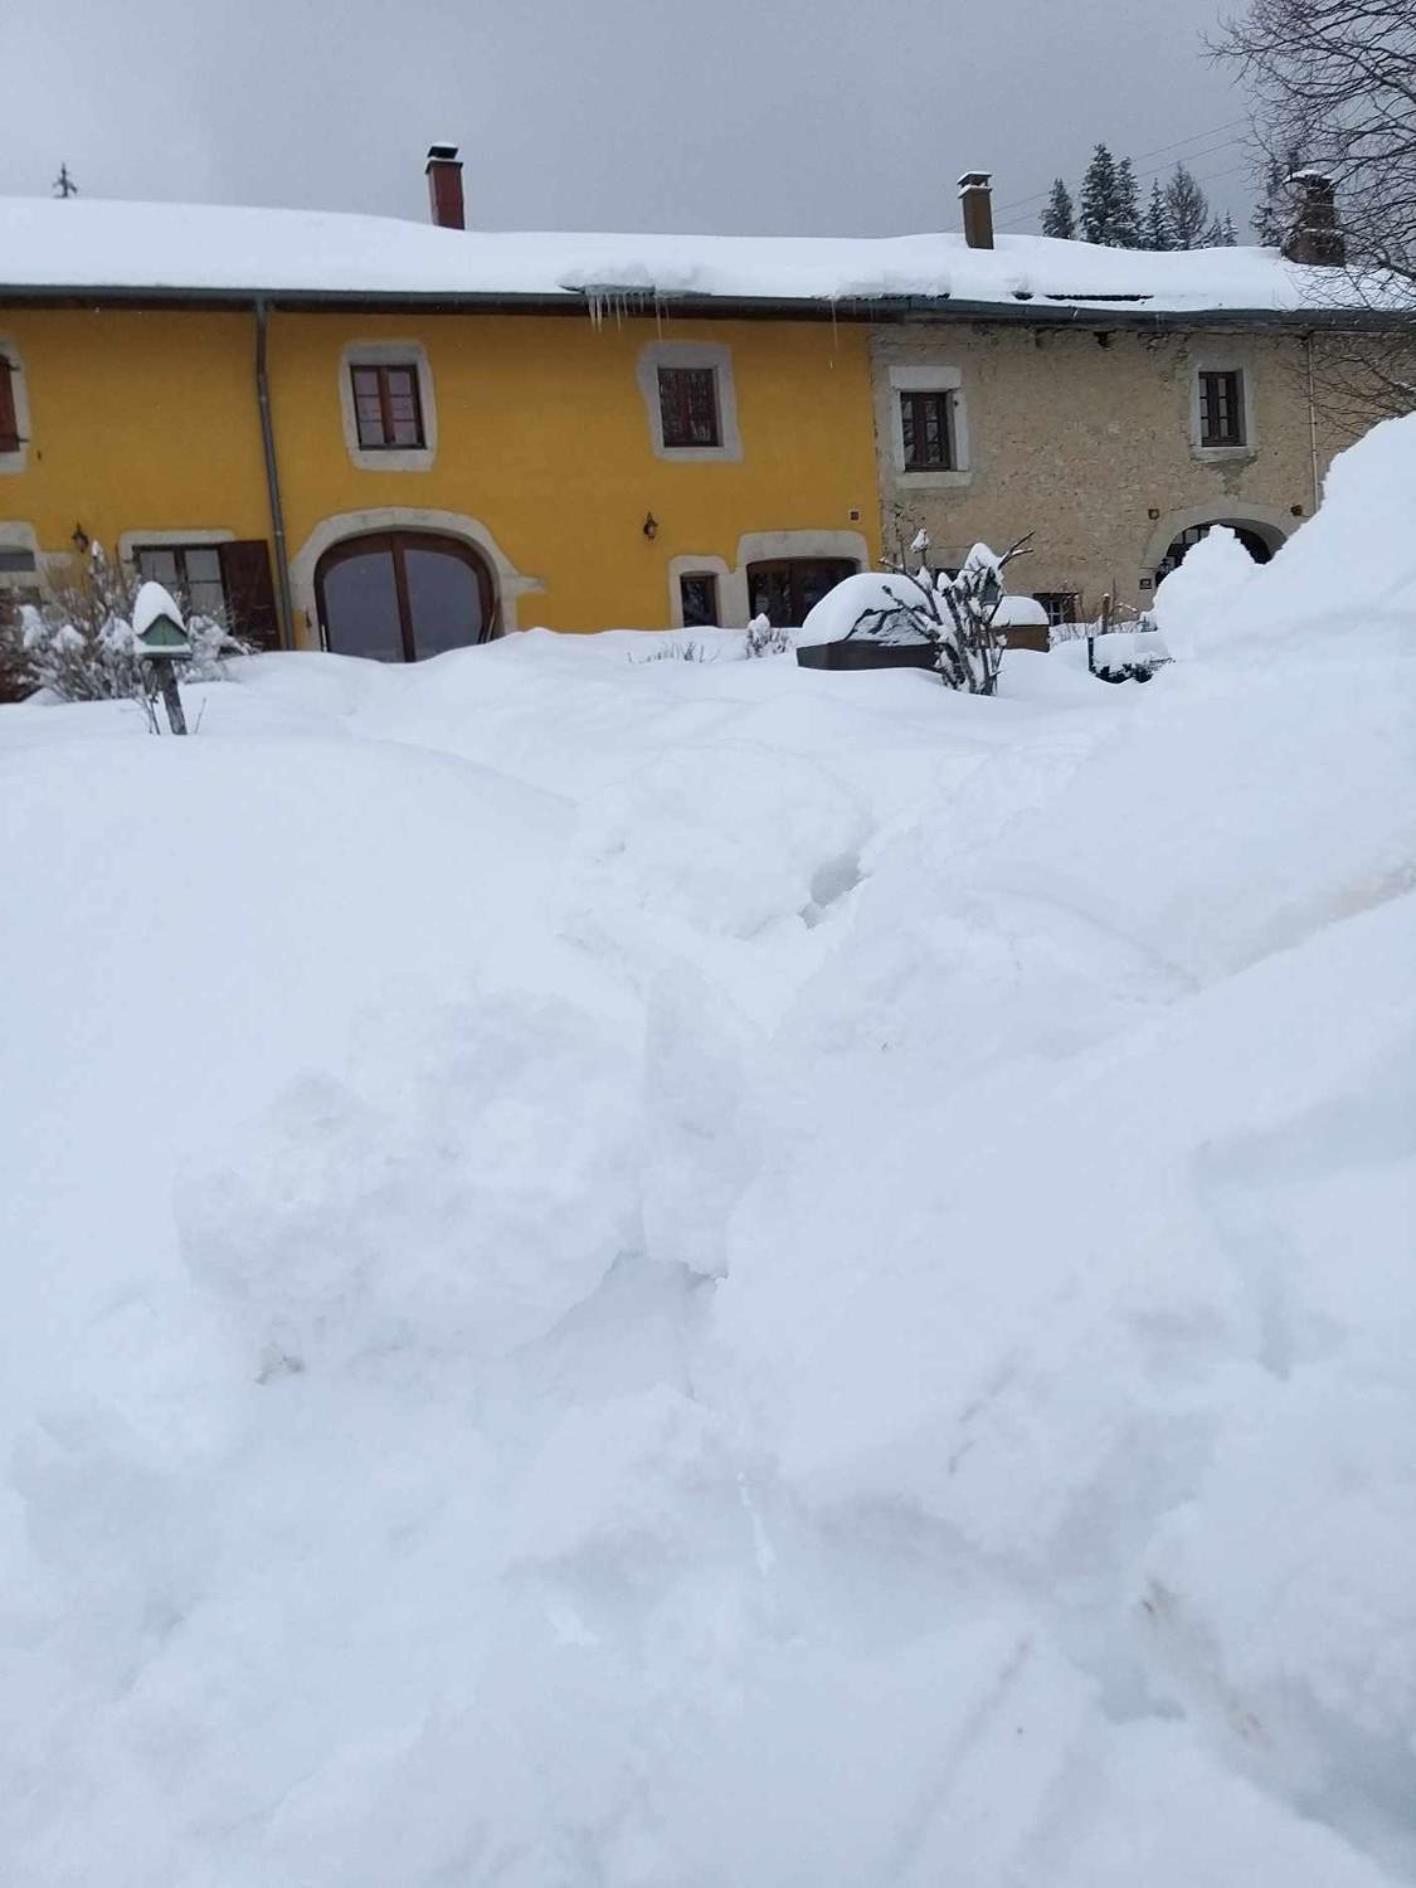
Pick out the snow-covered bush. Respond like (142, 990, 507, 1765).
(0, 544, 248, 704)
(632, 637, 716, 665)
(848, 532, 1032, 694)
(744, 613, 790, 658)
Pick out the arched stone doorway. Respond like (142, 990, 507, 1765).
(1142, 503, 1291, 590)
(1155, 520, 1278, 584)
(315, 530, 497, 661)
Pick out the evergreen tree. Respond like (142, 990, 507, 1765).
(1113, 158, 1142, 247)
(1163, 162, 1211, 249)
(52, 162, 78, 200)
(1143, 179, 1172, 250)
(1079, 144, 1119, 245)
(1214, 211, 1239, 247)
(1251, 145, 1302, 247)
(1041, 178, 1075, 240)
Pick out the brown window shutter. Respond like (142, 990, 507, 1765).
(0, 360, 19, 453)
(218, 539, 281, 650)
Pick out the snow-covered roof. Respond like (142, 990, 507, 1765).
(0, 194, 1362, 321)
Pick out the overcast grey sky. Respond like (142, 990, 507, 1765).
(6, 0, 1255, 238)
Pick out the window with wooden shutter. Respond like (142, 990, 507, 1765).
(1198, 370, 1245, 447)
(658, 366, 721, 449)
(218, 540, 280, 650)
(350, 362, 426, 449)
(132, 540, 281, 649)
(898, 389, 955, 470)
(0, 359, 19, 453)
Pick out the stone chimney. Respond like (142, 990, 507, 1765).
(426, 143, 465, 231)
(958, 172, 994, 251)
(1283, 170, 1345, 266)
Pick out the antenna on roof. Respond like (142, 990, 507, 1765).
(53, 163, 78, 200)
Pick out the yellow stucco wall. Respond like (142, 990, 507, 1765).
(1, 310, 272, 541)
(0, 305, 882, 642)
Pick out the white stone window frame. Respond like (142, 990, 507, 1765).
(118, 528, 238, 616)
(0, 340, 34, 477)
(1190, 358, 1257, 462)
(667, 527, 870, 628)
(668, 553, 732, 628)
(118, 527, 237, 567)
(339, 341, 438, 472)
(637, 342, 742, 464)
(886, 364, 972, 489)
(0, 521, 42, 600)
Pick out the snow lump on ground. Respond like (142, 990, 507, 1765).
(1, 418, 1414, 1885)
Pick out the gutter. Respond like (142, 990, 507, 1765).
(1304, 331, 1322, 515)
(253, 298, 297, 651)
(0, 282, 1397, 336)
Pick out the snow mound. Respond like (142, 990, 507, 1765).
(1157, 411, 1416, 653)
(1, 415, 1414, 1885)
(994, 593, 1049, 627)
(1151, 523, 1261, 655)
(798, 569, 927, 642)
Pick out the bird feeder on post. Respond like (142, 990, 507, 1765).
(132, 580, 192, 735)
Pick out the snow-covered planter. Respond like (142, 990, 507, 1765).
(797, 534, 1032, 694)
(992, 594, 1050, 654)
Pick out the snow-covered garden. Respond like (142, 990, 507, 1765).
(1, 417, 1414, 1886)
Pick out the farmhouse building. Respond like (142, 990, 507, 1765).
(0, 152, 1362, 653)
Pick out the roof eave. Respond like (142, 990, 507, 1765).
(0, 281, 1390, 331)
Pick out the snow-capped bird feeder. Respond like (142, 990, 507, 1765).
(132, 579, 192, 734)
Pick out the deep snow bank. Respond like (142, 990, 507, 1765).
(1, 420, 1414, 1885)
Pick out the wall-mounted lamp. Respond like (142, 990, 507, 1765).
(71, 522, 90, 555)
(642, 512, 658, 541)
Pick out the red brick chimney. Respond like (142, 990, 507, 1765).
(958, 171, 994, 250)
(426, 143, 465, 231)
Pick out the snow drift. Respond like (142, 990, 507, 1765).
(1, 419, 1414, 1885)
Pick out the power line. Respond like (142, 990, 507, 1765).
(1188, 160, 1255, 191)
(996, 116, 1251, 213)
(999, 138, 1246, 218)
(996, 115, 1253, 218)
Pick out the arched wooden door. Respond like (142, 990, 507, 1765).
(316, 531, 497, 661)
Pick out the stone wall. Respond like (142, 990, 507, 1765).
(870, 321, 1358, 615)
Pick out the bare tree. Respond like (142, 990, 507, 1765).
(1216, 0, 1416, 416)
(848, 534, 1033, 696)
(0, 543, 249, 707)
